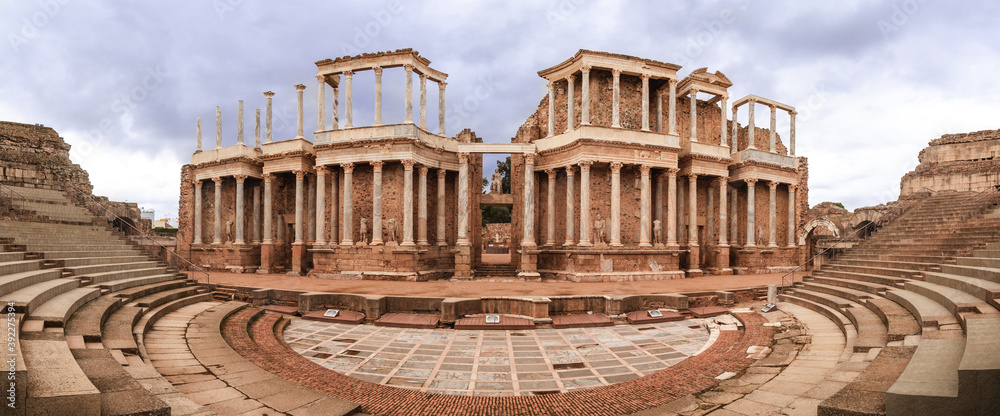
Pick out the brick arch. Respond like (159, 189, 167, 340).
(798, 217, 840, 245)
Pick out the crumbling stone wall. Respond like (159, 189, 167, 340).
(901, 129, 1000, 197)
(0, 121, 92, 192)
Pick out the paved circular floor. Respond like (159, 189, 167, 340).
(284, 317, 719, 396)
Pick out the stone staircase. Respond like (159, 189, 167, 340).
(781, 190, 1000, 416)
(474, 263, 518, 280)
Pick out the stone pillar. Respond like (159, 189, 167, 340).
(254, 109, 261, 149)
(788, 184, 797, 247)
(687, 174, 701, 274)
(719, 178, 728, 246)
(457, 153, 470, 245)
(656, 90, 663, 133)
(768, 181, 778, 248)
(639, 165, 651, 247)
(315, 167, 327, 245)
(707, 180, 715, 244)
(731, 105, 738, 154)
(677, 179, 685, 244)
(344, 71, 354, 129)
(307, 175, 316, 243)
(747, 100, 756, 150)
(641, 74, 651, 131)
(546, 81, 555, 137)
(666, 169, 678, 248)
(437, 169, 447, 245)
(237, 100, 245, 145)
(402, 160, 415, 246)
(294, 84, 305, 139)
(264, 91, 274, 143)
(769, 104, 777, 153)
(611, 69, 621, 128)
(438, 82, 446, 135)
(293, 170, 305, 245)
(212, 177, 222, 245)
(371, 161, 384, 245)
(578, 161, 592, 246)
(564, 166, 575, 246)
(790, 110, 797, 156)
(522, 154, 537, 247)
(215, 106, 222, 149)
(263, 174, 272, 244)
(253, 185, 261, 244)
(341, 163, 354, 245)
(196, 118, 202, 152)
(316, 75, 325, 131)
(655, 172, 664, 232)
(234, 175, 246, 245)
(720, 96, 729, 149)
(689, 89, 698, 142)
(193, 180, 203, 244)
(331, 74, 340, 130)
(565, 75, 575, 133)
(418, 166, 429, 246)
(545, 169, 557, 246)
(404, 64, 414, 124)
(373, 66, 383, 126)
(419, 74, 427, 129)
(581, 65, 591, 126)
(668, 79, 677, 135)
(730, 186, 738, 244)
(610, 162, 623, 247)
(746, 178, 757, 247)
(329, 168, 339, 245)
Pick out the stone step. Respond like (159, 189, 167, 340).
(101, 305, 145, 354)
(96, 274, 183, 293)
(133, 285, 204, 309)
(839, 254, 957, 264)
(133, 292, 215, 338)
(943, 263, 1000, 285)
(805, 274, 894, 296)
(27, 287, 101, 327)
(886, 338, 966, 416)
(80, 266, 172, 285)
(0, 258, 42, 276)
(20, 338, 102, 414)
(885, 289, 961, 330)
(42, 249, 143, 259)
(904, 280, 999, 321)
(823, 263, 923, 279)
(778, 292, 854, 335)
(0, 252, 25, 262)
(832, 258, 939, 272)
(71, 348, 171, 416)
(970, 249, 1000, 258)
(812, 269, 907, 288)
(956, 316, 1000, 414)
(789, 287, 887, 351)
(23, 243, 134, 252)
(800, 281, 874, 303)
(922, 271, 1000, 308)
(65, 294, 125, 343)
(955, 257, 1000, 269)
(60, 256, 151, 267)
(1, 277, 79, 314)
(1, 185, 70, 202)
(64, 261, 160, 276)
(113, 280, 191, 302)
(865, 297, 921, 342)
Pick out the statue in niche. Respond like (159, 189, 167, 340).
(653, 219, 662, 246)
(490, 169, 503, 194)
(359, 217, 368, 244)
(385, 218, 398, 244)
(594, 213, 607, 244)
(756, 226, 765, 247)
(225, 220, 233, 243)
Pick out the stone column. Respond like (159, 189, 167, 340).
(293, 170, 305, 244)
(436, 169, 447, 245)
(402, 160, 415, 246)
(578, 161, 592, 246)
(546, 81, 555, 137)
(719, 177, 728, 246)
(731, 105, 738, 154)
(237, 100, 244, 145)
(418, 166, 429, 245)
(788, 184, 797, 247)
(730, 186, 738, 244)
(373, 66, 383, 126)
(316, 75, 326, 131)
(677, 179, 685, 244)
(545, 169, 557, 246)
(768, 181, 778, 247)
(307, 175, 316, 243)
(747, 99, 756, 149)
(522, 154, 537, 247)
(565, 75, 575, 133)
(641, 74, 651, 131)
(404, 64, 414, 124)
(344, 71, 354, 129)
(720, 95, 729, 149)
(746, 178, 757, 247)
(655, 172, 664, 230)
(610, 162, 623, 246)
(419, 74, 427, 129)
(438, 82, 446, 135)
(668, 79, 677, 135)
(769, 104, 777, 152)
(371, 161, 384, 245)
(331, 74, 340, 130)
(196, 118, 202, 152)
(294, 84, 305, 139)
(341, 163, 354, 245)
(611, 69, 621, 128)
(234, 175, 246, 245)
(315, 167, 327, 245)
(212, 177, 222, 244)
(253, 185, 261, 244)
(193, 180, 203, 244)
(639, 165, 651, 247)
(215, 106, 222, 149)
(329, 168, 339, 244)
(657, 90, 663, 133)
(581, 65, 591, 125)
(457, 153, 470, 245)
(263, 174, 272, 244)
(264, 91, 274, 143)
(688, 174, 698, 246)
(564, 166, 575, 246)
(790, 110, 797, 156)
(254, 109, 261, 148)
(666, 169, 678, 248)
(689, 89, 698, 142)
(707, 180, 715, 244)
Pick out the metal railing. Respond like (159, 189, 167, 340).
(0, 183, 28, 216)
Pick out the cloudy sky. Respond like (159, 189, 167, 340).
(2, 1, 999, 222)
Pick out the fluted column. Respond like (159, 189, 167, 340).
(329, 168, 339, 244)
(564, 166, 575, 246)
(212, 177, 222, 244)
(610, 162, 623, 246)
(436, 169, 447, 245)
(707, 180, 715, 244)
(640, 74, 651, 131)
(373, 66, 383, 126)
(252, 184, 261, 244)
(438, 82, 446, 135)
(655, 172, 664, 229)
(746, 178, 757, 247)
(402, 160, 415, 246)
(656, 90, 663, 133)
(344, 71, 354, 129)
(293, 170, 304, 245)
(730, 186, 738, 244)
(720, 95, 729, 149)
(668, 79, 677, 135)
(341, 163, 354, 245)
(546, 81, 555, 137)
(688, 174, 698, 246)
(315, 167, 327, 245)
(417, 166, 429, 245)
(193, 180, 203, 244)
(316, 75, 326, 131)
(419, 74, 427, 129)
(768, 181, 778, 247)
(677, 179, 685, 244)
(565, 75, 575, 132)
(578, 161, 592, 246)
(581, 65, 591, 125)
(769, 104, 777, 152)
(215, 106, 222, 149)
(371, 161, 384, 245)
(666, 169, 678, 247)
(237, 100, 245, 145)
(747, 100, 756, 149)
(522, 154, 536, 247)
(294, 84, 305, 139)
(545, 169, 557, 246)
(196, 118, 202, 152)
(264, 91, 274, 143)
(639, 165, 652, 247)
(788, 184, 797, 247)
(233, 175, 246, 245)
(263, 174, 272, 244)
(331, 74, 340, 130)
(457, 154, 470, 246)
(689, 89, 699, 142)
(790, 110, 797, 156)
(404, 64, 414, 124)
(611, 69, 622, 128)
(719, 177, 728, 246)
(731, 105, 738, 154)
(307, 175, 315, 242)
(254, 109, 261, 148)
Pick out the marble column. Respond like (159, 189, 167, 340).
(253, 185, 261, 244)
(730, 187, 738, 244)
(666, 169, 678, 247)
(747, 100, 756, 150)
(329, 168, 339, 244)
(457, 154, 470, 245)
(564, 166, 575, 246)
(193, 180, 203, 244)
(438, 82, 446, 135)
(720, 95, 729, 149)
(731, 106, 738, 154)
(263, 174, 272, 244)
(768, 181, 778, 247)
(790, 110, 797, 156)
(237, 100, 244, 145)
(344, 71, 354, 129)
(719, 178, 728, 246)
(293, 170, 304, 244)
(254, 109, 261, 149)
(640, 74, 651, 131)
(264, 91, 274, 143)
(294, 84, 305, 139)
(212, 177, 222, 244)
(769, 104, 777, 152)
(419, 74, 427, 129)
(418, 166, 429, 246)
(196, 118, 202, 152)
(545, 169, 557, 246)
(655, 172, 664, 233)
(315, 167, 327, 245)
(373, 66, 383, 126)
(578, 161, 592, 246)
(331, 74, 340, 130)
(436, 169, 447, 245)
(610, 162, 623, 246)
(547, 81, 555, 137)
(689, 89, 698, 143)
(307, 175, 315, 242)
(215, 106, 222, 149)
(688, 174, 698, 246)
(316, 75, 325, 131)
(707, 180, 715, 244)
(746, 178, 757, 247)
(656, 90, 663, 133)
(234, 175, 246, 245)
(522, 154, 537, 247)
(371, 161, 384, 245)
(668, 79, 677, 135)
(639, 164, 652, 247)
(565, 75, 575, 133)
(404, 64, 414, 124)
(581, 65, 591, 126)
(677, 179, 685, 244)
(341, 163, 354, 245)
(611, 69, 621, 128)
(402, 160, 415, 246)
(788, 184, 797, 247)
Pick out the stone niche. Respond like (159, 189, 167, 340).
(537, 249, 684, 282)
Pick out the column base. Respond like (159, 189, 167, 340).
(341, 240, 354, 246)
(517, 272, 541, 282)
(577, 241, 592, 247)
(290, 244, 306, 275)
(437, 241, 447, 246)
(686, 269, 703, 277)
(401, 241, 415, 247)
(768, 243, 779, 248)
(234, 240, 245, 246)
(259, 243, 273, 274)
(371, 239, 384, 246)
(610, 242, 623, 247)
(638, 242, 652, 248)
(562, 241, 575, 247)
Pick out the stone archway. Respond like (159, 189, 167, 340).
(798, 217, 840, 246)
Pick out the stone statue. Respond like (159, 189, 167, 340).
(490, 168, 503, 194)
(359, 217, 368, 244)
(756, 225, 765, 247)
(225, 220, 233, 243)
(385, 218, 397, 244)
(653, 219, 662, 245)
(594, 213, 607, 244)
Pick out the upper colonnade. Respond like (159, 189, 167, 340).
(731, 94, 797, 156)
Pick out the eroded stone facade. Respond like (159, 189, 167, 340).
(900, 129, 1000, 196)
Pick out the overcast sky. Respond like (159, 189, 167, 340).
(2, 1, 999, 222)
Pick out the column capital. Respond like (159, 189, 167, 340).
(581, 64, 591, 74)
(316, 75, 326, 84)
(610, 161, 623, 173)
(293, 170, 305, 179)
(666, 167, 679, 178)
(579, 160, 592, 171)
(193, 179, 202, 189)
(372, 66, 383, 76)
(438, 81, 447, 91)
(295, 84, 306, 92)
(720, 94, 729, 102)
(458, 152, 470, 164)
(263, 91, 275, 98)
(690, 88, 699, 97)
(419, 73, 427, 82)
(788, 183, 798, 191)
(316, 166, 328, 175)
(567, 74, 575, 82)
(745, 178, 758, 186)
(547, 81, 555, 90)
(437, 168, 446, 179)
(686, 173, 698, 181)
(565, 165, 575, 176)
(640, 73, 650, 81)
(719, 175, 729, 183)
(639, 164, 651, 175)
(545, 168, 557, 178)
(748, 97, 756, 105)
(341, 162, 355, 174)
(343, 70, 354, 78)
(234, 174, 247, 183)
(769, 103, 776, 111)
(212, 177, 223, 185)
(418, 165, 428, 175)
(768, 180, 779, 190)
(403, 64, 414, 72)
(262, 173, 272, 182)
(402, 159, 416, 170)
(612, 68, 621, 77)
(371, 160, 384, 172)
(789, 109, 798, 117)
(524, 153, 536, 165)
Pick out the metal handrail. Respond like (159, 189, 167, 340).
(0, 183, 28, 215)
(778, 186, 936, 290)
(66, 185, 210, 284)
